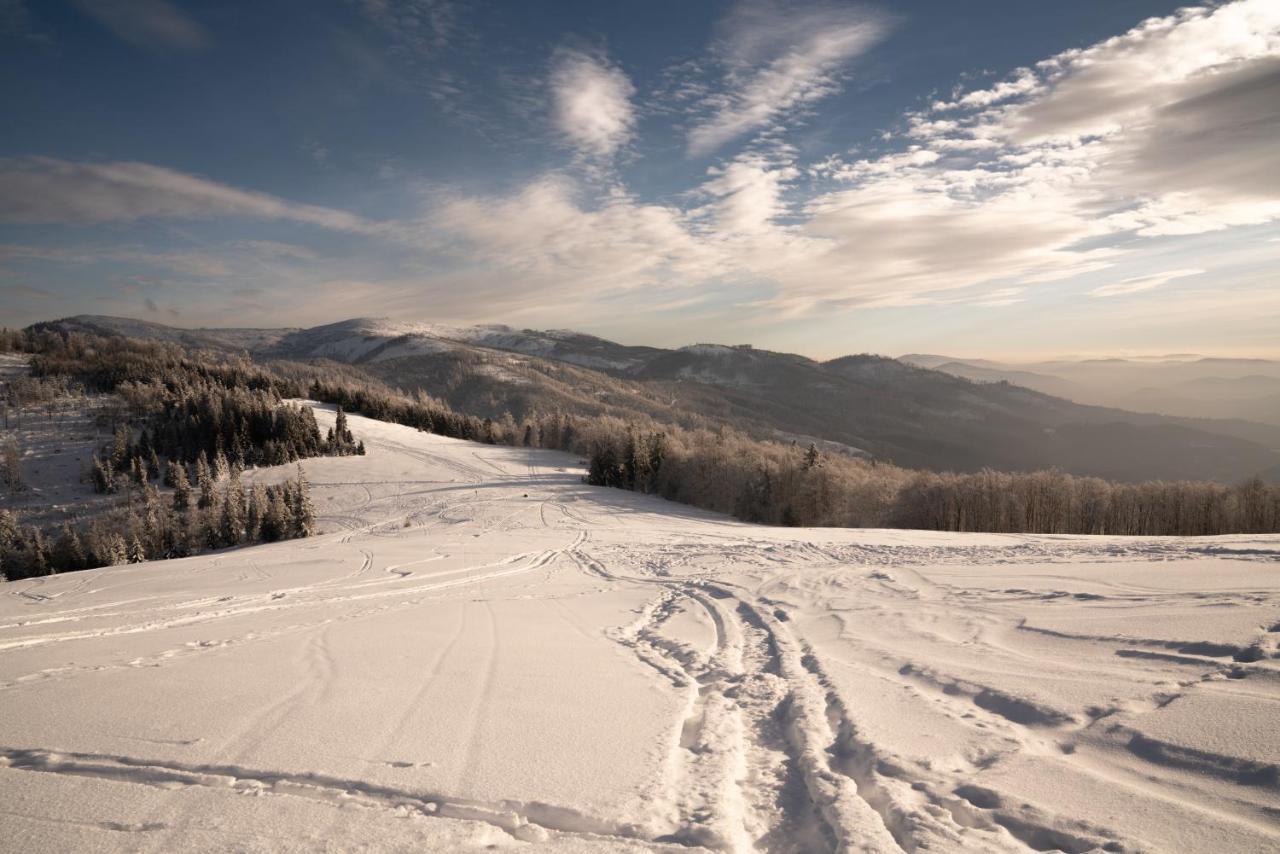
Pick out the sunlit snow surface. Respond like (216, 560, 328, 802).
(1, 406, 1278, 853)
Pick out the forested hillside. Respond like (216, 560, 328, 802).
(0, 330, 363, 579)
(45, 315, 1280, 484)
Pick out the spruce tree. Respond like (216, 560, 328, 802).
(107, 533, 128, 566)
(292, 464, 315, 538)
(220, 473, 245, 546)
(245, 483, 267, 542)
(111, 425, 131, 468)
(131, 455, 148, 487)
(1, 437, 21, 492)
(196, 454, 214, 509)
(264, 487, 289, 542)
(170, 461, 192, 512)
(213, 449, 230, 482)
(91, 456, 111, 493)
(141, 484, 163, 553)
(28, 529, 50, 576)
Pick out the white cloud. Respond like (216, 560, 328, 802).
(754, 0, 1280, 311)
(549, 48, 636, 161)
(0, 158, 376, 233)
(1088, 268, 1204, 298)
(73, 0, 208, 49)
(410, 3, 1279, 320)
(932, 69, 1040, 111)
(696, 153, 799, 235)
(686, 0, 889, 155)
(426, 176, 731, 308)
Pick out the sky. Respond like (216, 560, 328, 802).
(1, 0, 1278, 360)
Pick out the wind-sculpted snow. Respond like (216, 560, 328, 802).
(1, 407, 1278, 852)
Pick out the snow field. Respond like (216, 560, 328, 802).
(1, 406, 1278, 852)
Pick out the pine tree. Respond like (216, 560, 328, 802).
(91, 456, 112, 493)
(128, 534, 147, 564)
(220, 473, 245, 546)
(203, 502, 221, 550)
(131, 454, 148, 487)
(213, 449, 230, 482)
(264, 487, 289, 542)
(111, 424, 131, 468)
(54, 522, 87, 572)
(336, 406, 353, 446)
(1, 437, 22, 492)
(196, 454, 214, 509)
(106, 533, 128, 566)
(28, 529, 50, 576)
(646, 432, 666, 493)
(245, 483, 267, 542)
(0, 510, 18, 554)
(141, 484, 163, 553)
(291, 465, 315, 538)
(170, 461, 192, 512)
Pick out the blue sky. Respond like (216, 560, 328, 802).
(2, 0, 1278, 358)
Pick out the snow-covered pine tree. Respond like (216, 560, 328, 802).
(292, 464, 315, 537)
(196, 454, 215, 509)
(170, 461, 192, 512)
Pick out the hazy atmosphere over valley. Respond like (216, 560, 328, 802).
(2, 2, 1279, 853)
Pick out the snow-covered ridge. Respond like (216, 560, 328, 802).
(277, 317, 650, 370)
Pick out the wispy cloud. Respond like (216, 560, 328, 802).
(356, 0, 456, 58)
(73, 0, 208, 49)
(695, 151, 800, 235)
(0, 158, 376, 233)
(686, 0, 889, 155)
(549, 47, 636, 163)
(410, 2, 1280, 321)
(1, 283, 60, 301)
(1089, 269, 1204, 298)
(774, 0, 1280, 312)
(426, 176, 729, 308)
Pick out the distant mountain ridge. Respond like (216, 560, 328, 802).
(900, 353, 1280, 427)
(37, 315, 1280, 484)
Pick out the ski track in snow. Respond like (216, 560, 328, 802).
(1, 406, 1279, 852)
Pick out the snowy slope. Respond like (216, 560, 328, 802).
(266, 317, 660, 371)
(1, 408, 1279, 852)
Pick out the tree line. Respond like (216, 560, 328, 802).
(0, 465, 315, 579)
(0, 328, 356, 580)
